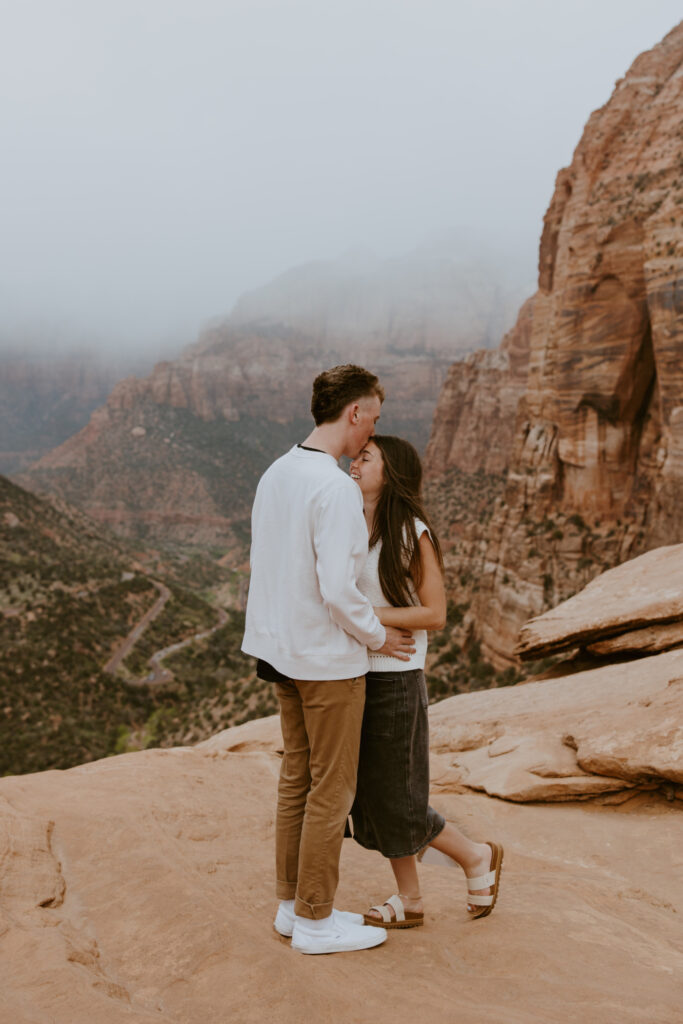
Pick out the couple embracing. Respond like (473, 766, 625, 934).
(242, 364, 503, 955)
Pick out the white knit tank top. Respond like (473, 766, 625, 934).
(357, 519, 429, 672)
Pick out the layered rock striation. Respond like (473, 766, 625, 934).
(426, 21, 683, 664)
(430, 648, 683, 803)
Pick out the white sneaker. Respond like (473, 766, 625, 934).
(274, 903, 365, 937)
(291, 915, 387, 955)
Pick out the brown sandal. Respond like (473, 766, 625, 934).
(364, 893, 424, 929)
(467, 841, 504, 919)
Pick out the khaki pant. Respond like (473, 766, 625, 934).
(275, 675, 366, 920)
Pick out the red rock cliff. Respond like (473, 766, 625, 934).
(425, 296, 534, 477)
(426, 21, 683, 665)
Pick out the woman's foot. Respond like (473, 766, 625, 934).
(366, 893, 423, 920)
(461, 842, 494, 912)
(421, 829, 503, 917)
(364, 893, 424, 928)
(464, 841, 504, 918)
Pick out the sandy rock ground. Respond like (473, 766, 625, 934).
(1, 696, 682, 1024)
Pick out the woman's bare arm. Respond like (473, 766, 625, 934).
(374, 532, 447, 631)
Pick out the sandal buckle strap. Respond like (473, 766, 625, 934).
(368, 903, 392, 922)
(386, 894, 405, 922)
(466, 870, 496, 889)
(468, 893, 494, 906)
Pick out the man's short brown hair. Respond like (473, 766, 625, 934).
(311, 364, 385, 426)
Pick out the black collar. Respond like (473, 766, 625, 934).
(297, 443, 327, 454)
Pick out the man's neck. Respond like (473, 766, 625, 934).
(301, 425, 345, 461)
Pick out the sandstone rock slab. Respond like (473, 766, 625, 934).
(515, 544, 683, 659)
(443, 734, 635, 803)
(587, 619, 683, 656)
(572, 677, 683, 786)
(429, 647, 683, 802)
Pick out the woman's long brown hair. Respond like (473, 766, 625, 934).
(368, 435, 444, 607)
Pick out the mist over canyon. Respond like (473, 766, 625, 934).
(0, 348, 158, 476)
(14, 236, 528, 546)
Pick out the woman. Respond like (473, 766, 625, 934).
(349, 435, 503, 928)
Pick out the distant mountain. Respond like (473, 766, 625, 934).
(0, 347, 155, 475)
(230, 236, 528, 354)
(18, 240, 530, 547)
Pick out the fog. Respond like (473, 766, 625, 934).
(1, 0, 681, 353)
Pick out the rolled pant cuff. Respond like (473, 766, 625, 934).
(294, 895, 334, 920)
(276, 881, 298, 900)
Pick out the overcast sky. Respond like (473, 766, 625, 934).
(1, 0, 681, 353)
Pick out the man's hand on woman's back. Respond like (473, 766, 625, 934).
(376, 625, 415, 661)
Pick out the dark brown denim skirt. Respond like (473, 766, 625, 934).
(350, 668, 445, 858)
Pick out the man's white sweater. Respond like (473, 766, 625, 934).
(242, 445, 386, 680)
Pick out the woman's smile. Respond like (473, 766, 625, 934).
(349, 442, 384, 496)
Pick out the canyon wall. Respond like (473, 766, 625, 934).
(425, 296, 534, 477)
(426, 21, 683, 665)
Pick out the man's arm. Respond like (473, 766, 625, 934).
(314, 484, 416, 660)
(314, 484, 387, 649)
(315, 484, 419, 661)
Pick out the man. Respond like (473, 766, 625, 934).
(242, 364, 414, 955)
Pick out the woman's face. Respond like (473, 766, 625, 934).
(349, 441, 384, 499)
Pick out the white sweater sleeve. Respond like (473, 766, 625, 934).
(314, 484, 386, 652)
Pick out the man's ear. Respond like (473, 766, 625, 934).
(349, 402, 360, 424)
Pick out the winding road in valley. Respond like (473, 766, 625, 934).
(103, 580, 228, 687)
(142, 606, 229, 686)
(103, 581, 171, 675)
